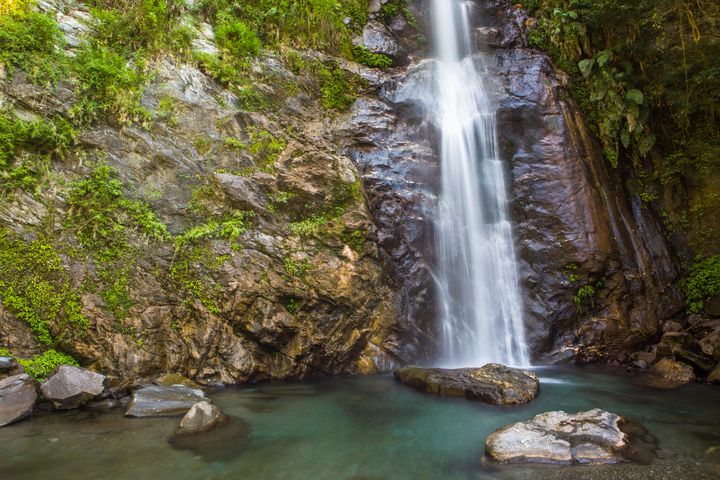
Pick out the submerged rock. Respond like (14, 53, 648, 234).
(125, 385, 206, 417)
(169, 416, 250, 461)
(0, 373, 37, 427)
(485, 409, 655, 465)
(176, 401, 227, 435)
(40, 366, 106, 410)
(393, 364, 539, 405)
(154, 373, 202, 389)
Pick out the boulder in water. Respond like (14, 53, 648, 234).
(648, 357, 695, 387)
(125, 385, 206, 417)
(393, 364, 539, 405)
(0, 373, 37, 427)
(485, 409, 655, 464)
(176, 401, 227, 435)
(40, 365, 106, 409)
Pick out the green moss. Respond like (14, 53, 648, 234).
(0, 229, 88, 345)
(683, 255, 720, 313)
(16, 349, 79, 380)
(317, 63, 357, 111)
(379, 0, 417, 29)
(155, 95, 180, 127)
(174, 210, 254, 250)
(247, 127, 285, 172)
(352, 45, 392, 68)
(285, 298, 302, 314)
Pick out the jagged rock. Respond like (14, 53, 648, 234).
(0, 374, 37, 427)
(656, 332, 697, 357)
(631, 351, 656, 369)
(649, 358, 695, 386)
(125, 385, 206, 417)
(485, 409, 655, 465)
(699, 328, 720, 360)
(705, 294, 720, 318)
(394, 364, 539, 405)
(176, 401, 228, 435)
(40, 366, 106, 410)
(361, 20, 406, 62)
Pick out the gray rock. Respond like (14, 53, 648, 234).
(699, 327, 720, 360)
(485, 409, 652, 464)
(394, 363, 539, 405)
(125, 385, 206, 417)
(176, 401, 228, 434)
(40, 366, 106, 410)
(0, 356, 18, 373)
(0, 374, 37, 427)
(361, 21, 405, 61)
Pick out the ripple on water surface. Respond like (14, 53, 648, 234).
(1, 367, 719, 480)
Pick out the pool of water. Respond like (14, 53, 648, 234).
(1, 367, 719, 480)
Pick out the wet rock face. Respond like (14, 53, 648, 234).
(485, 409, 656, 465)
(0, 374, 37, 427)
(394, 364, 539, 405)
(471, 0, 683, 361)
(40, 365, 106, 409)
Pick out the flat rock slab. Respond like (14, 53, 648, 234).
(40, 365, 106, 410)
(393, 364, 539, 405)
(125, 385, 206, 417)
(0, 374, 37, 427)
(485, 409, 656, 465)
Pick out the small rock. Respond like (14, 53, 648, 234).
(699, 327, 720, 361)
(0, 356, 19, 373)
(40, 366, 105, 410)
(155, 373, 202, 389)
(361, 21, 406, 62)
(705, 294, 720, 318)
(176, 401, 227, 435)
(661, 321, 683, 333)
(394, 363, 539, 405)
(649, 357, 695, 387)
(125, 385, 206, 417)
(708, 363, 720, 384)
(0, 374, 37, 427)
(485, 409, 655, 465)
(631, 351, 656, 369)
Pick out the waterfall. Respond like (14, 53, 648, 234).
(429, 0, 529, 367)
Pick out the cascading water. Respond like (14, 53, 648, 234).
(429, 0, 529, 367)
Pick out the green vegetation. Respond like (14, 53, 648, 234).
(683, 255, 720, 313)
(379, 0, 418, 29)
(214, 13, 261, 58)
(18, 349, 79, 380)
(285, 298, 302, 314)
(0, 229, 88, 345)
(289, 213, 328, 238)
(69, 43, 150, 125)
(283, 256, 312, 277)
(89, 0, 193, 57)
(0, 113, 76, 193)
(0, 9, 68, 85)
(247, 127, 285, 172)
(0, 348, 80, 380)
(66, 165, 169, 257)
(352, 45, 392, 69)
(174, 210, 254, 250)
(573, 284, 596, 313)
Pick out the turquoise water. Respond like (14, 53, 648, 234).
(1, 367, 719, 479)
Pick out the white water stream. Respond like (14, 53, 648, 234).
(429, 0, 529, 366)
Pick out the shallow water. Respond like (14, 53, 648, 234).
(1, 367, 719, 480)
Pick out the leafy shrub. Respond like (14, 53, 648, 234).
(0, 113, 76, 169)
(316, 64, 357, 111)
(289, 214, 328, 237)
(0, 10, 68, 84)
(69, 43, 150, 125)
(16, 350, 79, 380)
(215, 14, 261, 58)
(683, 255, 720, 313)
